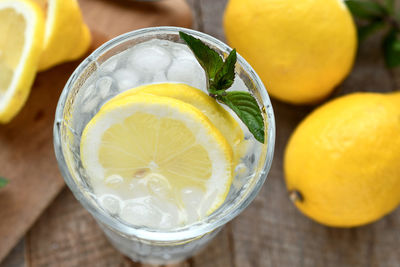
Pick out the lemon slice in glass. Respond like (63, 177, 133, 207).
(81, 94, 233, 215)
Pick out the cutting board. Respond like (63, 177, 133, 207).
(0, 0, 192, 262)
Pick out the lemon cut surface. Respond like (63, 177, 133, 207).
(81, 94, 233, 214)
(0, 0, 44, 123)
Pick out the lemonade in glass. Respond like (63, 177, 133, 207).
(54, 27, 275, 264)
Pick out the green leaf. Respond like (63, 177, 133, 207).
(0, 177, 8, 188)
(179, 31, 265, 143)
(212, 49, 237, 91)
(219, 91, 265, 143)
(345, 0, 386, 20)
(383, 29, 400, 67)
(179, 31, 223, 84)
(357, 20, 385, 41)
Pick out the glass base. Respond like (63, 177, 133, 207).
(98, 220, 221, 264)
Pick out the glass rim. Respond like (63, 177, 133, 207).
(53, 26, 276, 242)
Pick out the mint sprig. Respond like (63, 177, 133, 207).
(0, 177, 8, 189)
(179, 31, 265, 143)
(345, 0, 400, 67)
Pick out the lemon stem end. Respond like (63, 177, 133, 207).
(289, 190, 303, 203)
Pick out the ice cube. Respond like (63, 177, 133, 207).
(100, 194, 122, 215)
(121, 197, 163, 227)
(82, 84, 95, 102)
(159, 214, 176, 229)
(181, 187, 204, 223)
(167, 58, 206, 90)
(171, 44, 194, 60)
(185, 208, 199, 224)
(200, 190, 218, 217)
(234, 163, 248, 177)
(113, 68, 140, 90)
(230, 76, 248, 92)
(82, 96, 100, 114)
(152, 71, 168, 83)
(181, 187, 204, 209)
(128, 44, 172, 73)
(105, 174, 124, 188)
(96, 76, 114, 98)
(129, 178, 150, 198)
(101, 56, 119, 72)
(145, 173, 171, 199)
(151, 197, 180, 228)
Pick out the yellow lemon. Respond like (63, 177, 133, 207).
(32, 0, 91, 71)
(102, 83, 244, 164)
(81, 94, 233, 214)
(0, 0, 45, 123)
(224, 0, 357, 104)
(284, 92, 400, 227)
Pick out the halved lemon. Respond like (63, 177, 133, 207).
(33, 0, 91, 71)
(102, 83, 245, 164)
(81, 94, 233, 213)
(0, 0, 44, 123)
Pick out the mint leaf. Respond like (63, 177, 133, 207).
(179, 31, 265, 143)
(179, 32, 223, 85)
(212, 49, 237, 91)
(383, 29, 400, 67)
(358, 20, 385, 41)
(219, 92, 264, 143)
(0, 177, 8, 188)
(345, 0, 386, 20)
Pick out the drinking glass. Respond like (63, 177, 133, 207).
(53, 26, 275, 264)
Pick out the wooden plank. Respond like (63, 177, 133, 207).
(0, 241, 25, 267)
(195, 2, 400, 267)
(10, 0, 400, 267)
(0, 0, 192, 265)
(26, 189, 136, 267)
(190, 226, 234, 267)
(80, 0, 193, 39)
(0, 54, 78, 264)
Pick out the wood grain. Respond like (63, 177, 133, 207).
(0, 0, 192, 265)
(0, 58, 78, 264)
(80, 0, 192, 39)
(196, 1, 400, 267)
(2, 0, 400, 266)
(26, 189, 131, 267)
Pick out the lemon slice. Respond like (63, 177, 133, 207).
(103, 83, 245, 164)
(81, 94, 233, 214)
(32, 0, 91, 71)
(0, 0, 44, 123)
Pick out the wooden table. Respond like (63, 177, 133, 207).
(2, 0, 400, 266)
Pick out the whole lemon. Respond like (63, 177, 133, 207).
(224, 0, 357, 104)
(284, 92, 400, 227)
(37, 0, 91, 71)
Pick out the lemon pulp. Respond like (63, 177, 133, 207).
(80, 87, 237, 228)
(0, 8, 25, 93)
(0, 0, 44, 123)
(103, 83, 245, 164)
